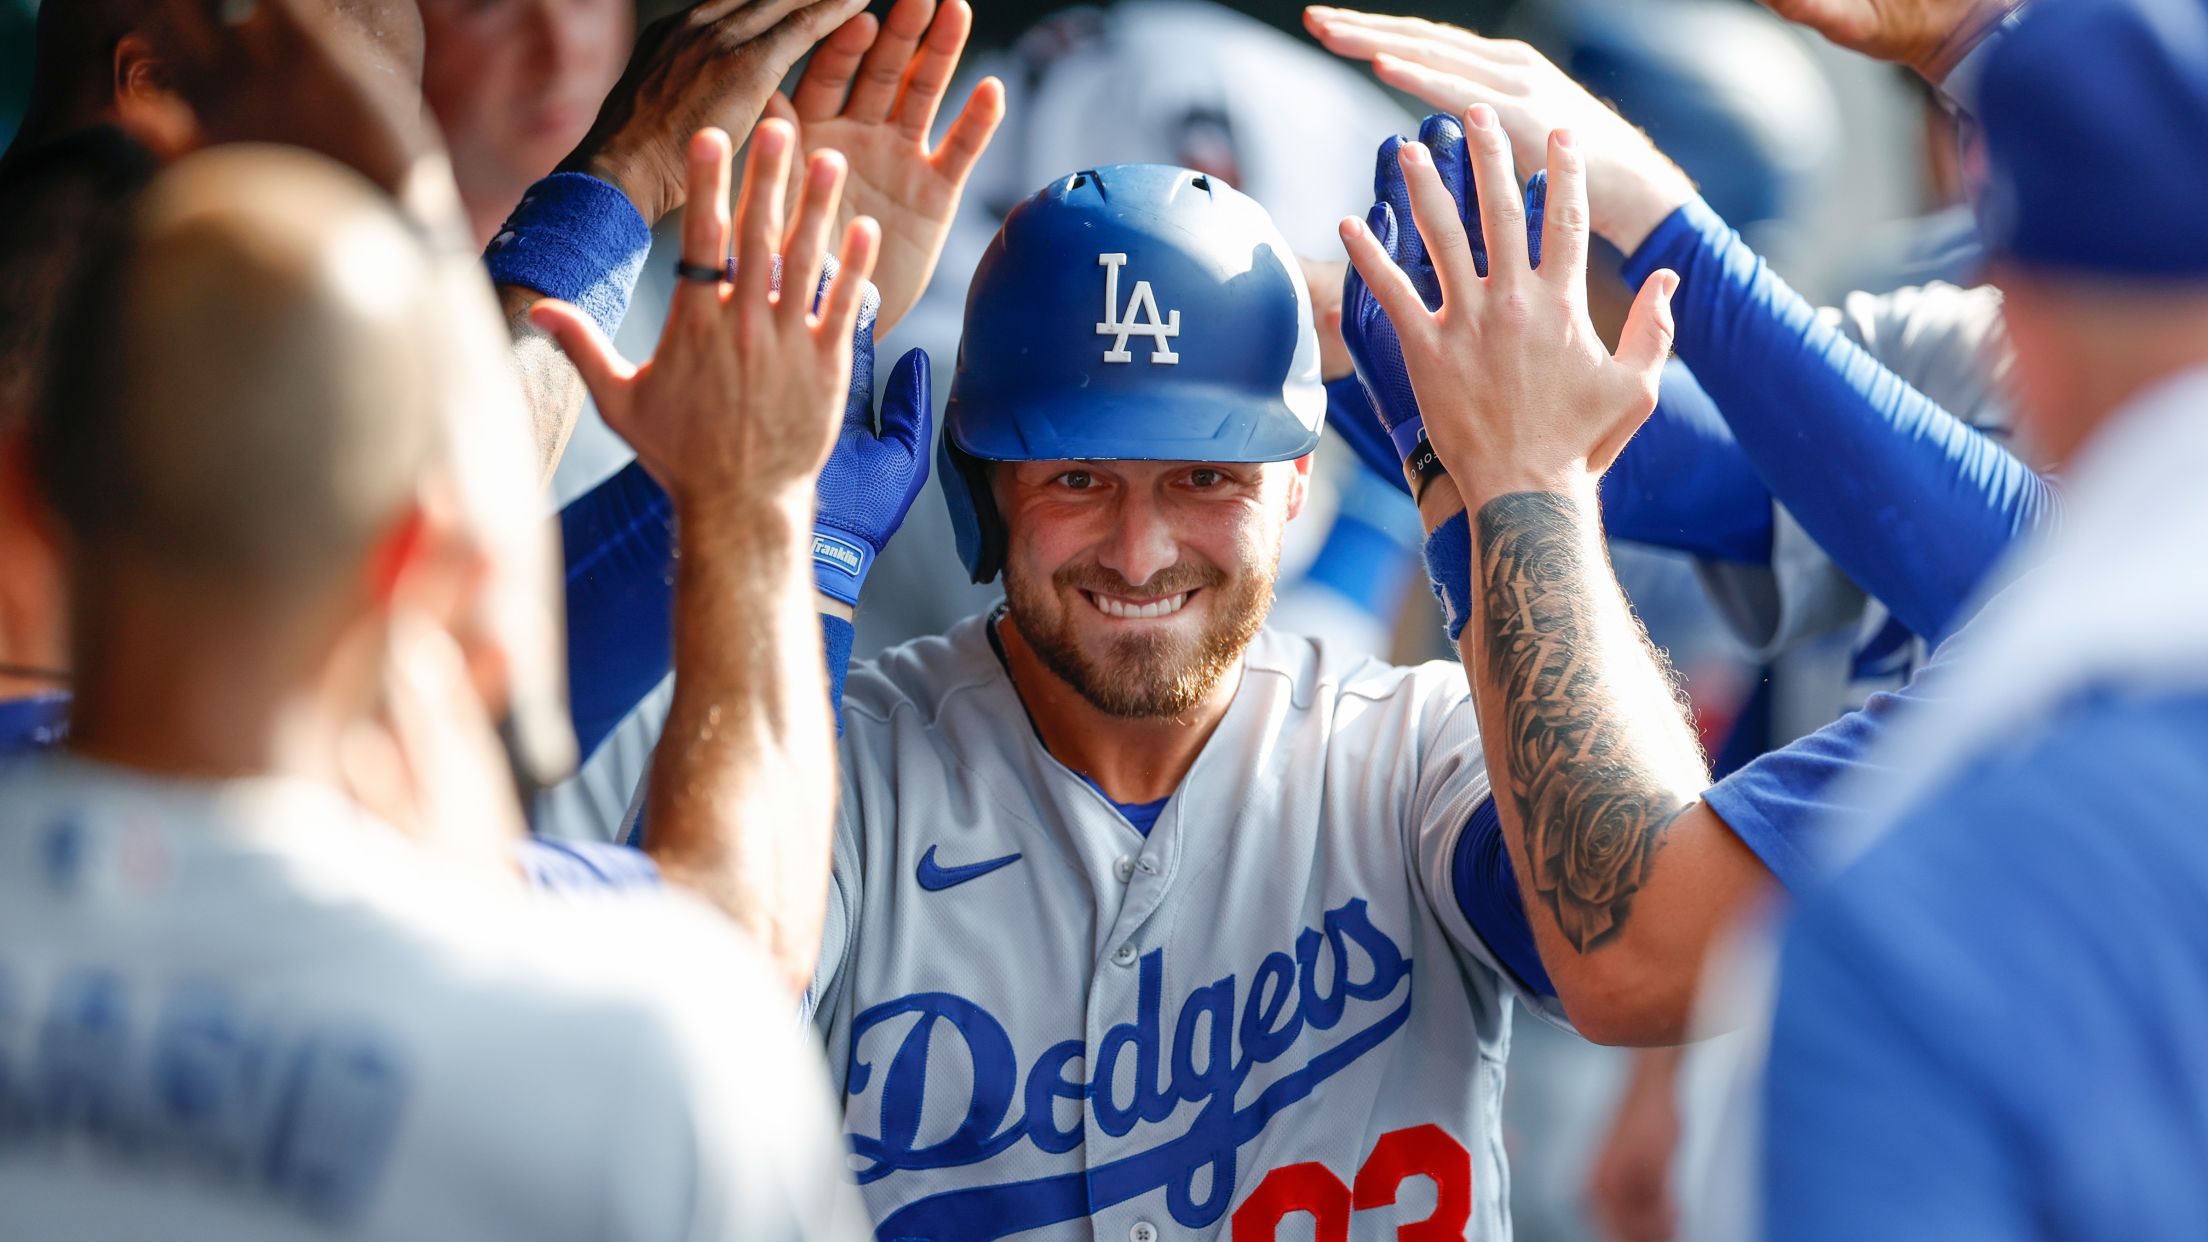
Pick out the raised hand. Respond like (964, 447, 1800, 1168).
(1338, 111, 1547, 480)
(563, 0, 872, 228)
(532, 123, 879, 513)
(764, 0, 1005, 335)
(1305, 7, 1694, 253)
(1749, 0, 2012, 80)
(1338, 106, 1676, 505)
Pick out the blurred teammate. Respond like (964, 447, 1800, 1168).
(0, 3, 684, 890)
(1759, 0, 2208, 1234)
(0, 135, 866, 1237)
(419, 0, 634, 246)
(6, 0, 868, 476)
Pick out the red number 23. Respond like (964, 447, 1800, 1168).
(1228, 1124, 1472, 1241)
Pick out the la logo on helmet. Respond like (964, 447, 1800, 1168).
(1095, 253, 1181, 364)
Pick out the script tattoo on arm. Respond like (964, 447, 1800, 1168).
(1475, 491, 1690, 952)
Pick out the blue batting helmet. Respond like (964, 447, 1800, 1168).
(938, 163, 1326, 583)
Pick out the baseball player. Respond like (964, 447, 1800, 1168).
(591, 157, 1830, 1238)
(1758, 0, 2208, 1233)
(0, 134, 868, 1237)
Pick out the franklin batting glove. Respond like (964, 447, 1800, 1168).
(1343, 112, 1547, 484)
(814, 304, 932, 606)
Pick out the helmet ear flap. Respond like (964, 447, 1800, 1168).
(938, 437, 1007, 584)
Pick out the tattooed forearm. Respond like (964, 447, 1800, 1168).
(1475, 491, 1690, 952)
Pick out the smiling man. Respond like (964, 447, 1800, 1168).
(751, 161, 1775, 1241)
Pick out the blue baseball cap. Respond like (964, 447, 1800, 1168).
(1978, 0, 2208, 277)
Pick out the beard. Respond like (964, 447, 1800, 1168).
(1003, 549, 1279, 720)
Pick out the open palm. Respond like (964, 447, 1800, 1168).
(769, 0, 1004, 336)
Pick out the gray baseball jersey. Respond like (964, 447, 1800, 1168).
(0, 753, 867, 1242)
(813, 612, 1566, 1240)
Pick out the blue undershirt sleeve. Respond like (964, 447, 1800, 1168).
(559, 460, 675, 763)
(1334, 360, 1777, 570)
(1450, 797, 1557, 997)
(1621, 199, 2056, 642)
(1602, 362, 1775, 565)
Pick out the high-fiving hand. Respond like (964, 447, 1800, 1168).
(1341, 111, 1548, 476)
(531, 124, 878, 514)
(1306, 7, 1695, 254)
(1736, 0, 2014, 81)
(766, 0, 1005, 335)
(564, 0, 872, 227)
(1338, 106, 1677, 507)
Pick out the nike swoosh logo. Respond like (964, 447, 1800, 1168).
(916, 845, 1023, 891)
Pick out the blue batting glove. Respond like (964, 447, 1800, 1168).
(1342, 112, 1548, 475)
(813, 290, 932, 606)
(758, 256, 931, 606)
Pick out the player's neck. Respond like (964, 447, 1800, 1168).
(995, 612, 1240, 804)
(64, 586, 357, 788)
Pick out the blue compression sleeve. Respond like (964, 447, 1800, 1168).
(1451, 798, 1556, 996)
(1623, 198, 2056, 642)
(560, 460, 675, 762)
(1603, 362, 1774, 564)
(1347, 356, 1773, 567)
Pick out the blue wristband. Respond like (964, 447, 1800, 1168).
(484, 172, 652, 340)
(812, 522, 879, 607)
(1423, 511, 1476, 642)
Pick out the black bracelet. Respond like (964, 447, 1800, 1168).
(1405, 437, 1449, 503)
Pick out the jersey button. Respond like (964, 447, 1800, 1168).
(1112, 943, 1138, 967)
(1115, 855, 1136, 883)
(1130, 1222, 1158, 1242)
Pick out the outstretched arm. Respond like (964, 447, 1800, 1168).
(1342, 110, 1766, 1045)
(766, 0, 1004, 337)
(1311, 9, 2053, 642)
(532, 125, 877, 993)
